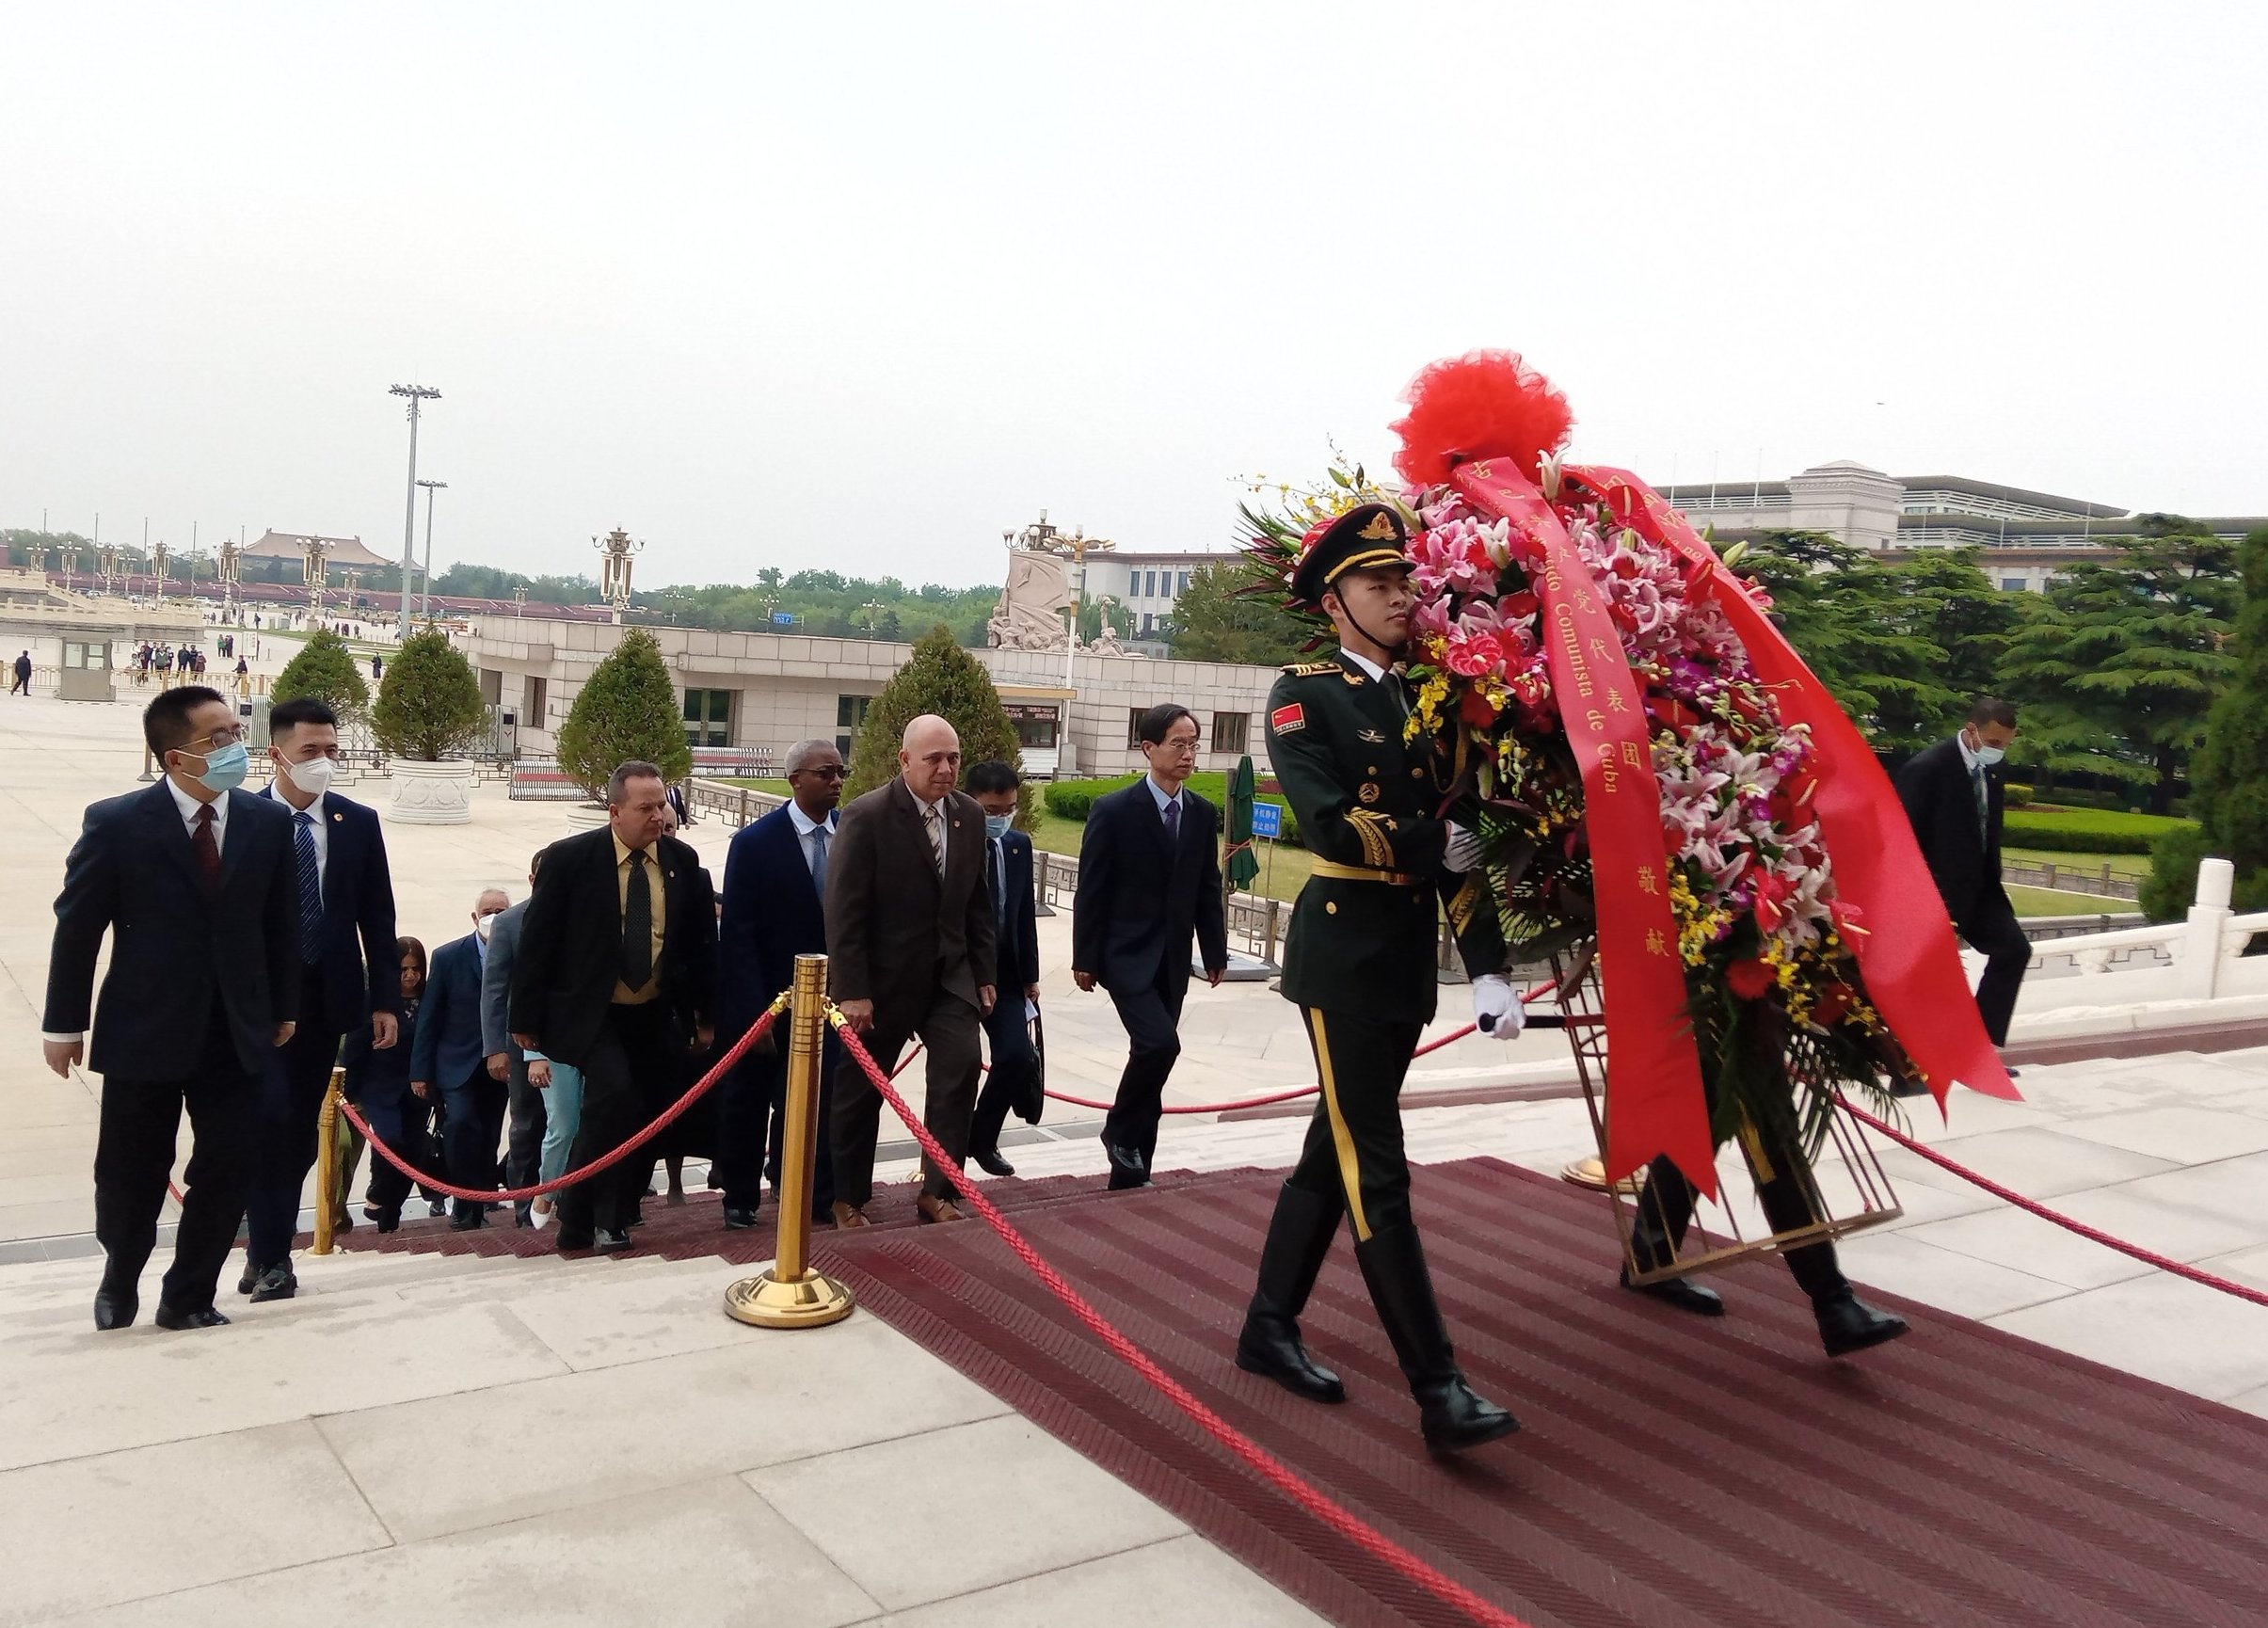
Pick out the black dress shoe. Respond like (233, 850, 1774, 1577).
(594, 1227, 634, 1253)
(249, 1264, 297, 1303)
(555, 1228, 595, 1252)
(362, 1203, 384, 1222)
(449, 1209, 488, 1232)
(513, 1202, 533, 1229)
(372, 1208, 401, 1234)
(236, 1263, 261, 1296)
(722, 1206, 759, 1230)
(1816, 1288, 1910, 1357)
(1620, 1269, 1726, 1317)
(153, 1303, 231, 1331)
(93, 1287, 138, 1330)
(1103, 1141, 1149, 1191)
(427, 1199, 448, 1218)
(971, 1146, 1016, 1178)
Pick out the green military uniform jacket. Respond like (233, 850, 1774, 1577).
(1265, 651, 1509, 1024)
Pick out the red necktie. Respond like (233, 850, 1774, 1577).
(192, 804, 222, 888)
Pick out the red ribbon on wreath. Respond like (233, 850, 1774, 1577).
(1568, 465, 2018, 1108)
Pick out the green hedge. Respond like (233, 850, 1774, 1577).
(1043, 772, 1301, 846)
(2004, 806, 2197, 855)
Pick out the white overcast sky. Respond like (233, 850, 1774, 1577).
(6, 2, 2262, 588)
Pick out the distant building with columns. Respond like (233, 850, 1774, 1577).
(1655, 462, 2265, 592)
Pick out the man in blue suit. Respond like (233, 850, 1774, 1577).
(716, 738, 843, 1228)
(411, 887, 512, 1228)
(966, 760, 1043, 1176)
(238, 697, 401, 1301)
(42, 686, 301, 1331)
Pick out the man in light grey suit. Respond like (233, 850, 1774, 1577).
(481, 850, 547, 1227)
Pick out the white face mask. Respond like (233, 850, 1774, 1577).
(474, 913, 497, 941)
(282, 754, 337, 796)
(1973, 745, 2005, 767)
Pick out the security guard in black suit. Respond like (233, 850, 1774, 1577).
(1235, 503, 1526, 1454)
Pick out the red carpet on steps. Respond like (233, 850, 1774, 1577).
(340, 1157, 2268, 1627)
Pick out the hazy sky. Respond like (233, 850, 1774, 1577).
(7, 3, 2262, 589)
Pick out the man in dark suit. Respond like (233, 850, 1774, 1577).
(1896, 697, 2031, 1048)
(481, 851, 549, 1228)
(966, 759, 1043, 1177)
(238, 697, 401, 1301)
(1073, 705, 1230, 1190)
(410, 888, 511, 1229)
(511, 760, 718, 1253)
(717, 738, 843, 1229)
(43, 686, 300, 1331)
(825, 715, 997, 1226)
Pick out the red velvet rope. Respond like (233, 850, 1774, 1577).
(831, 1016, 1532, 1628)
(1838, 1094, 2268, 1310)
(336, 999, 786, 1205)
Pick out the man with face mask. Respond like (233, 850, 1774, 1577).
(1898, 697, 2031, 1054)
(42, 685, 302, 1331)
(410, 887, 513, 1228)
(235, 697, 401, 1300)
(966, 759, 1044, 1177)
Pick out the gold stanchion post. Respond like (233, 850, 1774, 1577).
(312, 1067, 343, 1255)
(724, 955, 855, 1329)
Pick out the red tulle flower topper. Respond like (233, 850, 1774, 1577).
(1389, 350, 1574, 488)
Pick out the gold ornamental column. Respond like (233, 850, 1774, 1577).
(724, 955, 856, 1329)
(312, 1068, 344, 1255)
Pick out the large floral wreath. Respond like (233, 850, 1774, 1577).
(1240, 354, 2005, 1166)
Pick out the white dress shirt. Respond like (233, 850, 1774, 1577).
(786, 799, 838, 885)
(166, 774, 228, 854)
(276, 785, 329, 892)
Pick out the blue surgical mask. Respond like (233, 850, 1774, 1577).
(1973, 744, 2005, 768)
(184, 741, 249, 793)
(984, 814, 1013, 841)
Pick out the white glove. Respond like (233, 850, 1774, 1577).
(1472, 973, 1524, 1040)
(1443, 821, 1483, 874)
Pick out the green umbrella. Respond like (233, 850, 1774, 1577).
(1225, 753, 1261, 894)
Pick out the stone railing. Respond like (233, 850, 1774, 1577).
(2003, 859, 2267, 1018)
(2002, 858, 2142, 901)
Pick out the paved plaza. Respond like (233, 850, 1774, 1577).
(1, 686, 2264, 1625)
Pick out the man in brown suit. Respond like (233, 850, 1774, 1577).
(826, 714, 998, 1225)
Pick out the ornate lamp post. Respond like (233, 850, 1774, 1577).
(98, 545, 120, 596)
(512, 585, 528, 619)
(594, 526, 643, 624)
(301, 535, 336, 626)
(215, 535, 240, 621)
(152, 540, 170, 603)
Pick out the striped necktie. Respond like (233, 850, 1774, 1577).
(293, 810, 324, 959)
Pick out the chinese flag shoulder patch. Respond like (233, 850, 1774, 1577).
(1270, 702, 1305, 733)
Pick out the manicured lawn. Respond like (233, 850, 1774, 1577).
(2002, 846, 2151, 883)
(2005, 885, 2137, 918)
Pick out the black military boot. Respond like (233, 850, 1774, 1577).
(1619, 1157, 1724, 1316)
(1353, 1223, 1518, 1453)
(1235, 1183, 1347, 1403)
(1813, 1285, 1910, 1357)
(1755, 1165, 1912, 1358)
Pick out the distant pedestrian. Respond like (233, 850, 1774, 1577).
(11, 650, 31, 694)
(371, 653, 383, 682)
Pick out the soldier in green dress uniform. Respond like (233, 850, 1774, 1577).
(1234, 503, 1527, 1455)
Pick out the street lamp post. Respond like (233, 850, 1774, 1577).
(390, 384, 441, 642)
(415, 479, 447, 621)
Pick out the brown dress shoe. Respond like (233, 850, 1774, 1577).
(831, 1201, 871, 1229)
(916, 1193, 964, 1224)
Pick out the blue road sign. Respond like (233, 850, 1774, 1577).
(771, 612, 795, 625)
(1250, 801, 1283, 839)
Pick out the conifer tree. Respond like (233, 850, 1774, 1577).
(846, 623, 1033, 826)
(2145, 525, 2268, 918)
(371, 630, 487, 761)
(271, 627, 370, 717)
(556, 626, 693, 798)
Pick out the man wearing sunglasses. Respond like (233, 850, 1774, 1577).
(42, 686, 302, 1332)
(715, 738, 847, 1228)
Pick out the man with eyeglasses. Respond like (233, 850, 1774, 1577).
(716, 738, 846, 1229)
(42, 686, 302, 1332)
(1071, 703, 1229, 1189)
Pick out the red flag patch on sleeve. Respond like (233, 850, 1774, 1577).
(1270, 702, 1305, 733)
